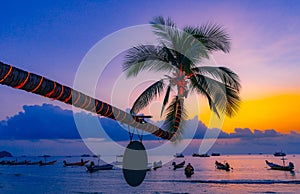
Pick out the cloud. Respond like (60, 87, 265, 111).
(0, 104, 296, 141)
(228, 128, 281, 139)
(0, 103, 191, 141)
(1, 104, 300, 155)
(0, 103, 146, 141)
(0, 104, 80, 140)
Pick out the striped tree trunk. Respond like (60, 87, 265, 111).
(172, 97, 184, 140)
(0, 61, 173, 140)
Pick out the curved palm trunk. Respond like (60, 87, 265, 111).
(0, 61, 173, 140)
(172, 64, 185, 139)
(172, 97, 183, 140)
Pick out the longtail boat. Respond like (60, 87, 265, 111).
(215, 161, 231, 171)
(274, 152, 286, 157)
(265, 160, 294, 171)
(9, 160, 28, 165)
(153, 161, 162, 170)
(63, 160, 89, 167)
(211, 153, 221, 156)
(39, 160, 57, 166)
(192, 153, 210, 157)
(174, 153, 184, 158)
(172, 161, 185, 170)
(86, 163, 113, 173)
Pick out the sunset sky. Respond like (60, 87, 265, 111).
(0, 0, 300, 154)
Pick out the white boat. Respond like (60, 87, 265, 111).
(86, 163, 113, 173)
(153, 161, 162, 170)
(114, 155, 123, 166)
(146, 162, 153, 171)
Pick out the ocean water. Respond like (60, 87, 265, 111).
(0, 155, 299, 193)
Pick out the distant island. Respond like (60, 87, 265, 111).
(0, 151, 13, 158)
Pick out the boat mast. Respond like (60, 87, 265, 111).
(281, 156, 286, 166)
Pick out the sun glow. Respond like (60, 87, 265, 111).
(200, 93, 300, 133)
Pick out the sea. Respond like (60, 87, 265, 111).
(0, 154, 299, 193)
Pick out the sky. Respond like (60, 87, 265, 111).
(0, 0, 300, 155)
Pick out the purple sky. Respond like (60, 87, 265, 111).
(1, 0, 300, 119)
(1, 0, 300, 155)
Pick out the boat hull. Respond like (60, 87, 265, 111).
(265, 160, 294, 171)
(64, 160, 89, 167)
(174, 153, 184, 158)
(192, 153, 210, 157)
(274, 152, 286, 157)
(153, 161, 162, 170)
(39, 160, 57, 166)
(86, 164, 113, 173)
(215, 161, 230, 171)
(172, 161, 185, 170)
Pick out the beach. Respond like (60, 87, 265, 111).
(0, 155, 299, 193)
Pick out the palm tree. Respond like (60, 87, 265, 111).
(0, 61, 172, 140)
(123, 16, 241, 140)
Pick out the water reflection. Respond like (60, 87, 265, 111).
(0, 155, 299, 193)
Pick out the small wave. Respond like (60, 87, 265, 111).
(146, 179, 300, 184)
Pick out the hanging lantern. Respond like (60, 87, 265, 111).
(122, 140, 148, 187)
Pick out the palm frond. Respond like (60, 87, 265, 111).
(151, 17, 209, 71)
(160, 83, 172, 117)
(189, 74, 220, 117)
(130, 80, 165, 114)
(183, 23, 230, 53)
(162, 96, 187, 141)
(174, 31, 209, 67)
(192, 66, 241, 92)
(150, 16, 178, 46)
(161, 44, 200, 72)
(162, 44, 194, 70)
(191, 74, 240, 117)
(150, 16, 176, 28)
(123, 45, 175, 77)
(161, 43, 178, 67)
